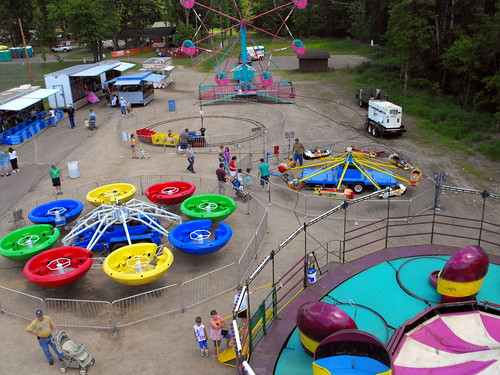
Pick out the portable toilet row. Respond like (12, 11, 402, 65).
(0, 50, 12, 62)
(4, 46, 33, 59)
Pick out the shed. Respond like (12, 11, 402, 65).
(44, 61, 135, 109)
(297, 50, 330, 73)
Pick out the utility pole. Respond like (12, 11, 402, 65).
(18, 18, 34, 83)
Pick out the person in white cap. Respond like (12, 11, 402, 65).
(26, 309, 64, 365)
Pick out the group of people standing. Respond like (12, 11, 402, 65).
(216, 145, 270, 194)
(193, 310, 232, 357)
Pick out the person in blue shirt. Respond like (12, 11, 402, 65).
(258, 158, 270, 191)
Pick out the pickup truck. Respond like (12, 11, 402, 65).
(51, 45, 73, 52)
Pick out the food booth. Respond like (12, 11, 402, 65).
(140, 57, 174, 89)
(44, 61, 135, 109)
(0, 85, 60, 145)
(108, 71, 166, 106)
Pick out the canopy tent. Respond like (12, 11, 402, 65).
(113, 62, 135, 72)
(0, 88, 60, 111)
(23, 89, 60, 99)
(145, 74, 167, 83)
(70, 62, 121, 77)
(0, 97, 40, 111)
(113, 79, 142, 86)
(109, 72, 165, 85)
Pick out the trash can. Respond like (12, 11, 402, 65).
(306, 268, 317, 283)
(68, 161, 80, 178)
(168, 100, 176, 112)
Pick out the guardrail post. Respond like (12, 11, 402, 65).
(303, 223, 308, 288)
(342, 201, 349, 263)
(385, 193, 390, 248)
(478, 190, 490, 247)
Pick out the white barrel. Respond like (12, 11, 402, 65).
(306, 268, 317, 283)
(68, 161, 80, 178)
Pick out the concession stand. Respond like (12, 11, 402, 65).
(44, 61, 135, 109)
(107, 71, 166, 106)
(140, 57, 174, 89)
(0, 85, 60, 145)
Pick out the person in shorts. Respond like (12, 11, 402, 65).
(193, 317, 210, 357)
(130, 134, 138, 159)
(49, 164, 63, 195)
(0, 147, 11, 177)
(209, 309, 231, 352)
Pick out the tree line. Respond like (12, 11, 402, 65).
(0, 0, 498, 115)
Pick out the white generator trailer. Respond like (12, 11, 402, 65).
(365, 100, 405, 137)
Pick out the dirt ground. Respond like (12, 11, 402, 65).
(1, 54, 499, 375)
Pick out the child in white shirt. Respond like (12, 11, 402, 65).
(193, 316, 210, 357)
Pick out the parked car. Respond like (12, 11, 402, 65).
(51, 45, 73, 52)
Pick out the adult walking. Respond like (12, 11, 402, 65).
(65, 106, 75, 129)
(0, 147, 10, 176)
(49, 164, 63, 195)
(258, 158, 270, 191)
(119, 97, 127, 117)
(179, 128, 189, 150)
(216, 163, 229, 194)
(8, 147, 19, 173)
(26, 309, 64, 366)
(49, 108, 57, 127)
(292, 138, 305, 166)
(185, 144, 195, 173)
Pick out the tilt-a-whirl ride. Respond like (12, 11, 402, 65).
(28, 199, 84, 227)
(86, 183, 137, 207)
(23, 246, 93, 287)
(102, 243, 174, 285)
(0, 224, 60, 261)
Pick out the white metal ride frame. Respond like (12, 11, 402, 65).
(62, 199, 182, 250)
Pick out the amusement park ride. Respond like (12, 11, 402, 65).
(0, 181, 240, 287)
(278, 147, 421, 197)
(179, 0, 307, 105)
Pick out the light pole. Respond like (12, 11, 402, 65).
(431, 173, 447, 210)
(284, 131, 295, 159)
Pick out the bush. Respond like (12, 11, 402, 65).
(476, 139, 500, 161)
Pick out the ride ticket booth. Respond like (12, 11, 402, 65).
(108, 71, 167, 106)
(44, 61, 135, 109)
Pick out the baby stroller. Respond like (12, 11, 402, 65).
(54, 330, 95, 374)
(231, 178, 250, 202)
(85, 118, 96, 131)
(137, 144, 150, 159)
